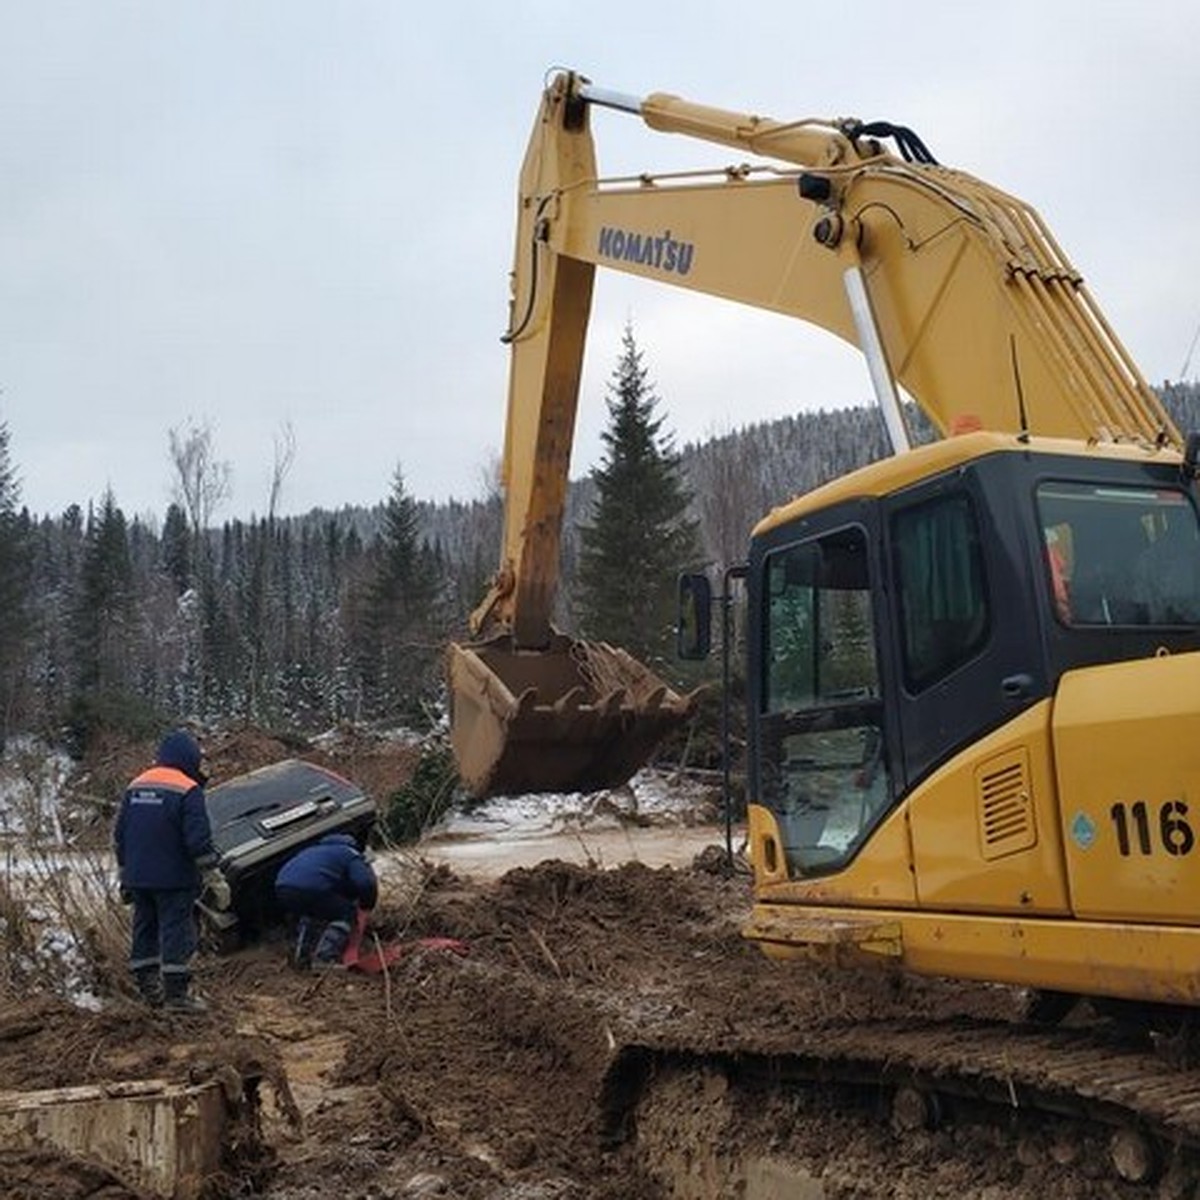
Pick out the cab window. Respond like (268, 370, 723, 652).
(891, 492, 989, 691)
(1036, 482, 1200, 627)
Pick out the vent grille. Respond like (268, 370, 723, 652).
(976, 749, 1036, 860)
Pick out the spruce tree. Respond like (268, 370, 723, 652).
(160, 502, 191, 594)
(0, 421, 32, 743)
(74, 492, 133, 689)
(356, 467, 444, 724)
(68, 490, 145, 745)
(576, 324, 699, 666)
(375, 466, 425, 614)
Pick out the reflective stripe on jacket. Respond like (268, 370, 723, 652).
(114, 765, 215, 890)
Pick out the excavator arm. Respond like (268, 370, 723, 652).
(484, 70, 1174, 646)
(450, 69, 1176, 799)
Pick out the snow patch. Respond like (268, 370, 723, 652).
(0, 737, 74, 843)
(438, 768, 719, 839)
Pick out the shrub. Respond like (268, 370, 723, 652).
(1, 844, 128, 1004)
(378, 737, 461, 845)
(62, 689, 163, 760)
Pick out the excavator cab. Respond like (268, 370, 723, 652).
(735, 439, 1200, 871)
(718, 434, 1200, 1005)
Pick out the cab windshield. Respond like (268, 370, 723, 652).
(1037, 483, 1200, 627)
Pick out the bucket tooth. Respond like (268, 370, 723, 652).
(553, 686, 585, 715)
(552, 687, 594, 739)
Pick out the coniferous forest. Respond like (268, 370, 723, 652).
(3, 362, 1198, 758)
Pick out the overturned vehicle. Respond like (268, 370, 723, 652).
(197, 759, 376, 949)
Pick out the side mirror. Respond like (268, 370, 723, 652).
(676, 572, 712, 660)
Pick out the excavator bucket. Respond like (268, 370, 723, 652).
(447, 633, 696, 798)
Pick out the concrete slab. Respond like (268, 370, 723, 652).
(0, 1077, 227, 1199)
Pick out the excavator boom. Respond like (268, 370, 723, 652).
(450, 69, 1176, 804)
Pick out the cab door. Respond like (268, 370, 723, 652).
(749, 499, 898, 876)
(885, 466, 1048, 786)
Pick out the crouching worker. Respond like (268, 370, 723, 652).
(114, 729, 217, 1013)
(274, 833, 378, 969)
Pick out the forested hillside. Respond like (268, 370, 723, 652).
(3, 381, 1198, 752)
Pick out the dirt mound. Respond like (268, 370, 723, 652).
(0, 853, 1166, 1198)
(205, 726, 309, 780)
(61, 723, 421, 845)
(249, 859, 1031, 1197)
(303, 726, 423, 808)
(69, 725, 315, 800)
(0, 994, 280, 1093)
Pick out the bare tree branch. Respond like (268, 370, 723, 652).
(167, 417, 231, 538)
(267, 421, 297, 521)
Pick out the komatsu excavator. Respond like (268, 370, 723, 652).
(448, 70, 1200, 1028)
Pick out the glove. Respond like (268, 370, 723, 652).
(202, 869, 232, 910)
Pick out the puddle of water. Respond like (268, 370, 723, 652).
(416, 823, 731, 879)
(404, 768, 736, 879)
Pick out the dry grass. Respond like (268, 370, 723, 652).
(0, 874, 38, 1000)
(572, 639, 668, 704)
(0, 841, 130, 1005)
(0, 743, 129, 1005)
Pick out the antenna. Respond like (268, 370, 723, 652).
(1180, 319, 1200, 382)
(1010, 336, 1030, 443)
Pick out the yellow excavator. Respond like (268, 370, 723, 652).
(449, 69, 1200, 1016)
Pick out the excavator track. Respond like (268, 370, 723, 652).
(601, 1015, 1200, 1188)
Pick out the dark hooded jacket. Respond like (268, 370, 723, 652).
(114, 730, 215, 891)
(275, 833, 378, 910)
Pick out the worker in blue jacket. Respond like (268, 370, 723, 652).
(274, 832, 378, 968)
(114, 729, 217, 1012)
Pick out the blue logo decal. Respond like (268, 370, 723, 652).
(597, 226, 695, 276)
(1071, 812, 1097, 850)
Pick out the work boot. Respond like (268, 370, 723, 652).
(162, 971, 208, 1013)
(132, 965, 164, 1008)
(312, 919, 351, 968)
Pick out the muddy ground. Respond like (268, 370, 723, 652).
(2, 733, 1196, 1199)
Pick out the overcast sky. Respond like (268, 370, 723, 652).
(3, 2, 1198, 522)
